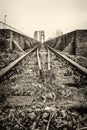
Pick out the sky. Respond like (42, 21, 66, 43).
(0, 0, 87, 40)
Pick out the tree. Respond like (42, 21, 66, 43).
(47, 29, 63, 40)
(55, 29, 63, 37)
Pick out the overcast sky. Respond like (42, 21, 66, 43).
(0, 0, 87, 39)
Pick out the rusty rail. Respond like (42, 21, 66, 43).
(47, 48, 51, 71)
(37, 47, 42, 70)
(37, 44, 51, 71)
(0, 44, 40, 79)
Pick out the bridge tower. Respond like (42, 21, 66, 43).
(34, 30, 45, 43)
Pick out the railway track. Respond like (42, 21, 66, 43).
(0, 44, 40, 80)
(0, 43, 87, 130)
(37, 43, 50, 71)
(0, 42, 87, 80)
(45, 44, 87, 76)
(0, 43, 87, 104)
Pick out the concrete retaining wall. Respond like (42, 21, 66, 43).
(0, 29, 40, 51)
(76, 30, 87, 56)
(44, 30, 87, 56)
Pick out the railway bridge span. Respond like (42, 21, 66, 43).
(0, 23, 87, 130)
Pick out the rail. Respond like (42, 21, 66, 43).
(37, 45, 51, 71)
(37, 47, 42, 70)
(0, 44, 40, 79)
(47, 48, 50, 71)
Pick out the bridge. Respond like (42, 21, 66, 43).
(0, 21, 87, 130)
(1, 20, 87, 56)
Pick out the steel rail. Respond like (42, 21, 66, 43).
(37, 44, 50, 71)
(45, 47, 51, 71)
(37, 47, 42, 70)
(45, 44, 87, 76)
(47, 48, 50, 71)
(0, 44, 40, 79)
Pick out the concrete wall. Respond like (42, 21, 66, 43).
(45, 30, 87, 56)
(76, 30, 87, 56)
(44, 31, 76, 54)
(0, 29, 40, 51)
